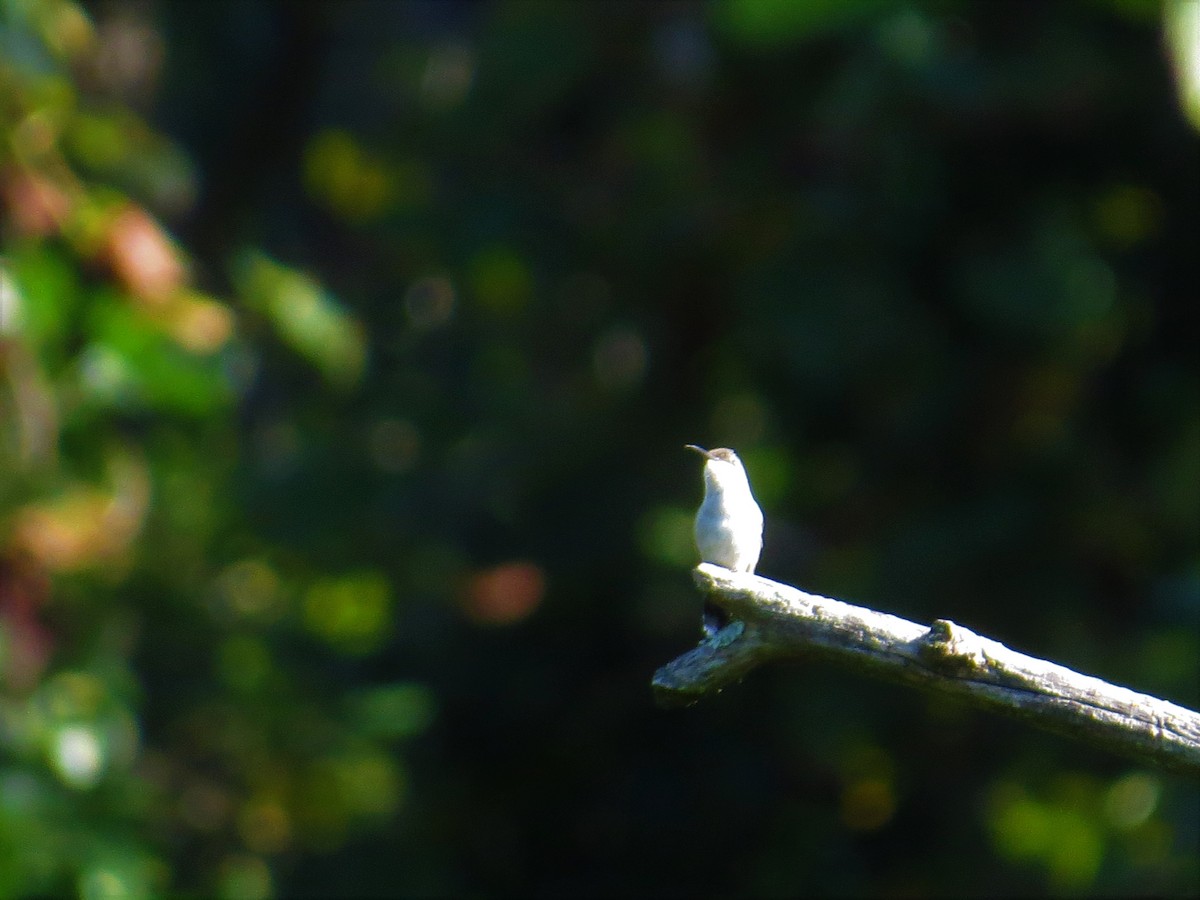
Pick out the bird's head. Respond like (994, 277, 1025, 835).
(685, 444, 750, 493)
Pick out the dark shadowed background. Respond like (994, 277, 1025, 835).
(1, 0, 1198, 896)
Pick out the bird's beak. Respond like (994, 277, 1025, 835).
(685, 444, 714, 459)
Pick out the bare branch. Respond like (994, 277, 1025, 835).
(653, 564, 1200, 778)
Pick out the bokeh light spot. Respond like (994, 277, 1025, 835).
(1046, 813, 1103, 890)
(839, 777, 896, 831)
(0, 168, 72, 238)
(12, 459, 148, 570)
(464, 561, 545, 625)
(303, 130, 396, 223)
(93, 10, 165, 102)
(77, 868, 127, 900)
(52, 724, 105, 789)
(237, 796, 292, 856)
(1104, 772, 1160, 830)
(237, 253, 366, 387)
(329, 749, 403, 820)
(164, 292, 234, 354)
(102, 205, 185, 304)
(0, 265, 23, 334)
(79, 342, 136, 405)
(42, 0, 95, 61)
(216, 558, 284, 622)
(1165, 0, 1200, 130)
(348, 682, 436, 740)
(218, 855, 273, 900)
(986, 779, 1104, 888)
(421, 41, 475, 109)
(990, 787, 1050, 860)
(303, 572, 393, 653)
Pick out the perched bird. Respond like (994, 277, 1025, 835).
(686, 444, 764, 636)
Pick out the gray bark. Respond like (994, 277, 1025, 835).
(653, 564, 1200, 778)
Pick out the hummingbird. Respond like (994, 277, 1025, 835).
(686, 445, 764, 637)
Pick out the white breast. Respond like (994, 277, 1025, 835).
(694, 492, 763, 572)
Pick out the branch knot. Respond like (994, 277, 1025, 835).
(917, 619, 988, 675)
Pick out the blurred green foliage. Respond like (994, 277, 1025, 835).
(1, 0, 1197, 897)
